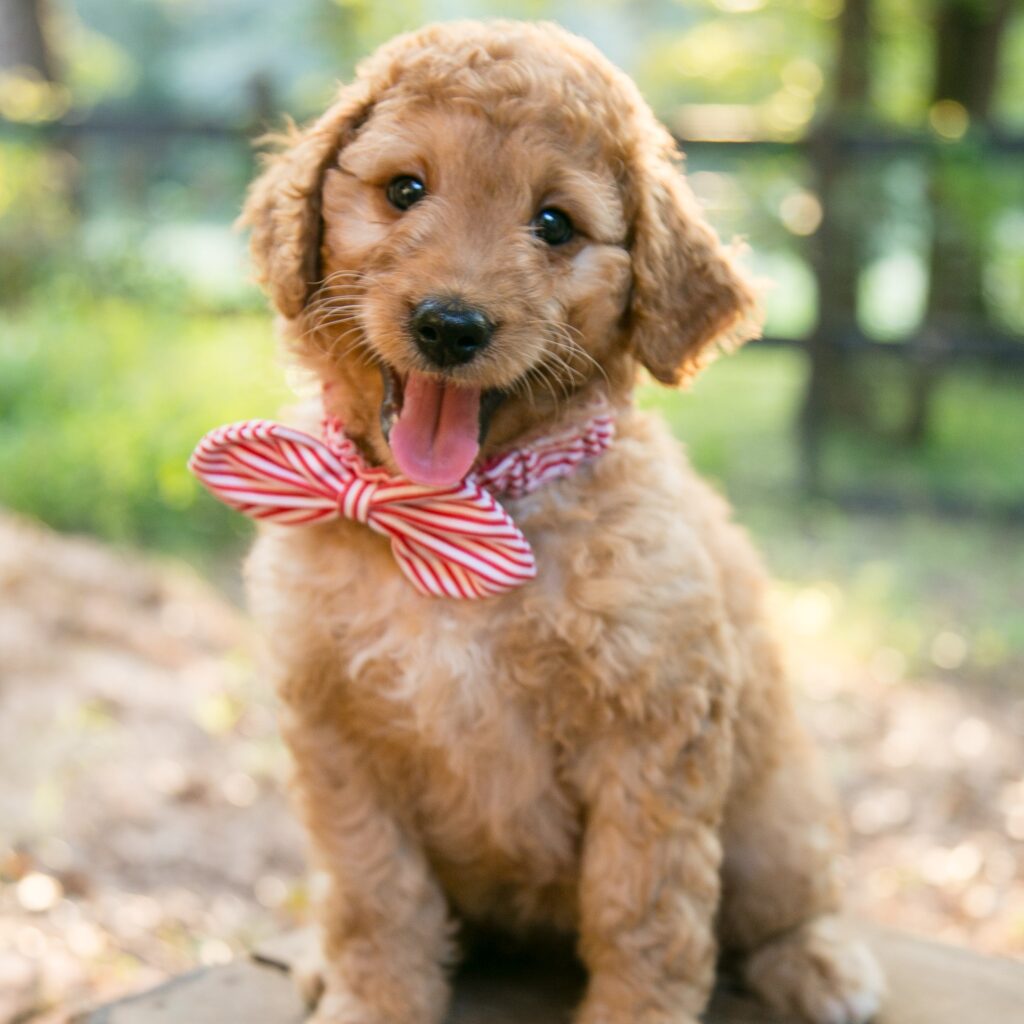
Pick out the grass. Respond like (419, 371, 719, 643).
(0, 284, 288, 562)
(641, 346, 1024, 509)
(1, 289, 1021, 684)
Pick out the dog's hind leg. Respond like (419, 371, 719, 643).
(717, 693, 885, 1024)
(740, 913, 885, 1024)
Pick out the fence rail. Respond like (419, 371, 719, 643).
(7, 113, 1024, 152)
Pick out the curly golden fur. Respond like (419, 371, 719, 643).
(240, 20, 885, 1024)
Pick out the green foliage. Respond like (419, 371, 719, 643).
(870, 0, 934, 125)
(642, 346, 1024, 508)
(998, 8, 1024, 129)
(636, 2, 833, 136)
(0, 287, 288, 561)
(0, 142, 75, 300)
(641, 345, 807, 493)
(323, 0, 429, 59)
(824, 360, 1024, 504)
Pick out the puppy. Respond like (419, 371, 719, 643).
(225, 20, 884, 1024)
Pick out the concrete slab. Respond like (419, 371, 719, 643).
(80, 925, 1024, 1024)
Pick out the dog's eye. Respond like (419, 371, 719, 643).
(387, 175, 426, 211)
(531, 208, 574, 246)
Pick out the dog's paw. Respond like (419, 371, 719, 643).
(306, 1001, 368, 1024)
(292, 946, 325, 1008)
(302, 968, 449, 1024)
(306, 990, 373, 1024)
(742, 915, 885, 1024)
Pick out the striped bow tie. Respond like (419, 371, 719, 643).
(188, 407, 614, 600)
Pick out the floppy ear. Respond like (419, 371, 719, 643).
(627, 145, 760, 386)
(240, 80, 373, 319)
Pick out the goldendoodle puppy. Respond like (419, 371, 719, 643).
(194, 19, 885, 1024)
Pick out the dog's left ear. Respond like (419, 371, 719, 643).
(627, 142, 760, 386)
(239, 80, 373, 320)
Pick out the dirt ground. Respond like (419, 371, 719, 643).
(1, 511, 1021, 1023)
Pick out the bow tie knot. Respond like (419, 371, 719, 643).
(189, 407, 614, 600)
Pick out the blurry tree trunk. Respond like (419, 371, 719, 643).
(905, 0, 1014, 443)
(800, 0, 873, 491)
(0, 0, 82, 215)
(0, 0, 53, 79)
(933, 0, 1013, 116)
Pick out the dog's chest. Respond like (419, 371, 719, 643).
(348, 598, 581, 847)
(339, 604, 585, 924)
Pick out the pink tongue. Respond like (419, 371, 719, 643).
(389, 372, 481, 486)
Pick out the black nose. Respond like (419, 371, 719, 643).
(410, 297, 493, 368)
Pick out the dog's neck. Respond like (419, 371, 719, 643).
(322, 376, 627, 489)
(324, 389, 618, 497)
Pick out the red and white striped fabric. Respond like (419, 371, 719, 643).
(188, 406, 614, 600)
(474, 409, 615, 499)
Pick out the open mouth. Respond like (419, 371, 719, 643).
(379, 366, 505, 487)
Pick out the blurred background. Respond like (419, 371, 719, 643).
(1, 0, 1022, 1019)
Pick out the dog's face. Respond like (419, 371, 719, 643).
(244, 22, 756, 486)
(315, 102, 634, 485)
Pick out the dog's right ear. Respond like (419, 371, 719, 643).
(240, 80, 373, 320)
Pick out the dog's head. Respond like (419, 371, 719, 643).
(243, 21, 758, 486)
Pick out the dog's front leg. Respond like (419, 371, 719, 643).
(572, 714, 732, 1024)
(283, 716, 453, 1024)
